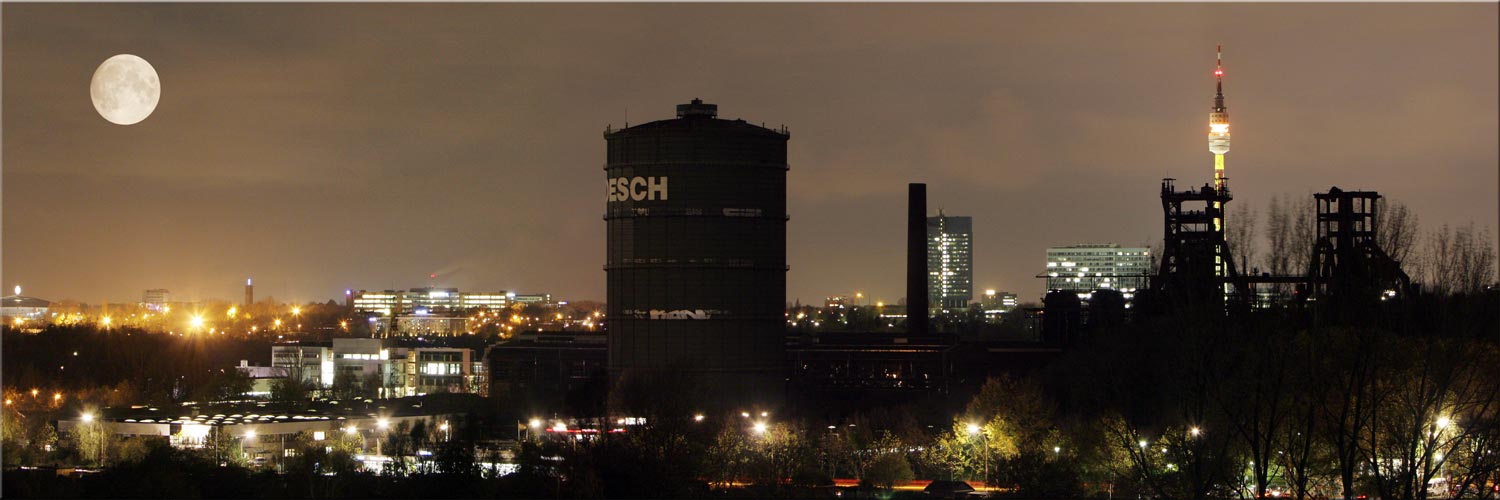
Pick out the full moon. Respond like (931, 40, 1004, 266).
(90, 54, 160, 125)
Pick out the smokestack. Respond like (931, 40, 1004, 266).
(907, 183, 930, 336)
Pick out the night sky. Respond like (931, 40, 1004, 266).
(4, 4, 1496, 306)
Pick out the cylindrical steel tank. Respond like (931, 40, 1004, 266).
(603, 99, 789, 402)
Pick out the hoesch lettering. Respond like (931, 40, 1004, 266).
(649, 309, 711, 320)
(607, 176, 668, 202)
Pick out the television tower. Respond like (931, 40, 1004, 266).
(1208, 45, 1231, 231)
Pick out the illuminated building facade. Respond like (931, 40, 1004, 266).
(928, 211, 973, 310)
(980, 289, 1019, 315)
(351, 288, 531, 315)
(271, 340, 485, 396)
(1044, 244, 1151, 299)
(372, 315, 469, 338)
(271, 343, 335, 387)
(141, 288, 171, 311)
(604, 98, 789, 402)
(1, 287, 50, 321)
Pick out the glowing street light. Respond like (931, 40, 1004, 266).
(1436, 416, 1452, 430)
(81, 412, 95, 423)
(101, 316, 112, 327)
(1191, 427, 1202, 437)
(967, 423, 981, 435)
(345, 426, 358, 435)
(1139, 440, 1149, 449)
(528, 418, 542, 429)
(753, 422, 768, 435)
(291, 307, 301, 317)
(245, 430, 257, 439)
(693, 414, 705, 422)
(190, 315, 205, 329)
(377, 418, 390, 430)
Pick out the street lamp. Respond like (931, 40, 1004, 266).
(693, 414, 705, 423)
(1191, 427, 1202, 437)
(967, 423, 989, 484)
(81, 412, 102, 466)
(753, 422, 768, 435)
(439, 422, 451, 441)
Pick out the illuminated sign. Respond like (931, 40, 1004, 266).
(649, 309, 712, 320)
(607, 176, 668, 202)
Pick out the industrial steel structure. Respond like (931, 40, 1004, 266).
(1042, 46, 1416, 333)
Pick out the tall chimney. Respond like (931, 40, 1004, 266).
(907, 183, 930, 336)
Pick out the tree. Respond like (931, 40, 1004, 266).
(1377, 199, 1420, 266)
(1227, 202, 1260, 273)
(331, 370, 365, 400)
(200, 368, 252, 402)
(1418, 223, 1496, 296)
(1264, 193, 1316, 278)
(270, 377, 312, 402)
(863, 452, 913, 490)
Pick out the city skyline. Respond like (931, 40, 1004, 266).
(4, 3, 1497, 305)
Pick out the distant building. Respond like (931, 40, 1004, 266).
(2, 288, 50, 325)
(979, 289, 1019, 319)
(270, 340, 484, 398)
(351, 288, 541, 316)
(509, 293, 552, 306)
(372, 315, 469, 338)
(1043, 244, 1150, 300)
(271, 343, 334, 387)
(142, 289, 171, 311)
(234, 360, 289, 398)
(928, 211, 974, 310)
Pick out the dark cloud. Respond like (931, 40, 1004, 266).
(4, 3, 1496, 305)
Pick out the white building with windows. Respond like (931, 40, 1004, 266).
(351, 288, 539, 316)
(269, 340, 484, 397)
(1043, 244, 1151, 301)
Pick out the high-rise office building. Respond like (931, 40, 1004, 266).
(604, 99, 789, 403)
(1043, 244, 1150, 300)
(928, 211, 973, 310)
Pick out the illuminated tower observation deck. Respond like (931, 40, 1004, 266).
(1208, 46, 1231, 231)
